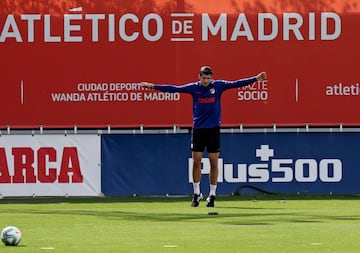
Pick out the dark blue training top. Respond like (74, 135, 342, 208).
(153, 77, 257, 129)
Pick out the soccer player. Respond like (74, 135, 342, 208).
(141, 66, 267, 207)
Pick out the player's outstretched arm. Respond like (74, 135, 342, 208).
(141, 81, 194, 94)
(141, 82, 154, 90)
(256, 72, 267, 81)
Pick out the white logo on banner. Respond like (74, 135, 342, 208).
(188, 144, 342, 183)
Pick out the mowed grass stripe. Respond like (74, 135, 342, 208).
(1, 195, 360, 253)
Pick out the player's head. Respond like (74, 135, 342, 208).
(199, 66, 213, 86)
(200, 66, 213, 76)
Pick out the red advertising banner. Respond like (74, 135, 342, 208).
(1, 0, 360, 128)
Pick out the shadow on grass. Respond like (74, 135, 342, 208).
(1, 194, 360, 205)
(10, 208, 360, 225)
(1, 194, 360, 227)
(3, 208, 301, 225)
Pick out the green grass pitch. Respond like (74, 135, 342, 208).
(1, 194, 360, 253)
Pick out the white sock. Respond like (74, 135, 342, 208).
(193, 182, 200, 194)
(209, 184, 217, 196)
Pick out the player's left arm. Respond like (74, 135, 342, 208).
(222, 71, 267, 90)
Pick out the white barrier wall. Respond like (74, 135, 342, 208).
(0, 135, 101, 197)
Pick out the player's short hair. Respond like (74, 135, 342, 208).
(199, 66, 213, 76)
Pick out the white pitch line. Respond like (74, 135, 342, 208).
(40, 247, 55, 250)
(311, 242, 322, 245)
(20, 80, 24, 104)
(163, 245, 178, 248)
(295, 78, 298, 102)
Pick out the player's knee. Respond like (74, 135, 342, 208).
(209, 166, 218, 172)
(209, 158, 218, 169)
(193, 159, 202, 169)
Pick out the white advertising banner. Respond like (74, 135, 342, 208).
(0, 135, 101, 197)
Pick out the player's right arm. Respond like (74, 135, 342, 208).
(140, 82, 194, 93)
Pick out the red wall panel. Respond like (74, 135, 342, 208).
(0, 1, 359, 128)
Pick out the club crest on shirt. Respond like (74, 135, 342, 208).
(210, 88, 215, 94)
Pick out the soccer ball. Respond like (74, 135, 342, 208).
(1, 226, 22, 246)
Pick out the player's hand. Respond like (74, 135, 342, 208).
(256, 72, 267, 81)
(141, 82, 154, 90)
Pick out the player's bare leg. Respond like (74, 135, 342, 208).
(208, 152, 219, 185)
(191, 151, 203, 207)
(207, 152, 219, 207)
(192, 151, 203, 183)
